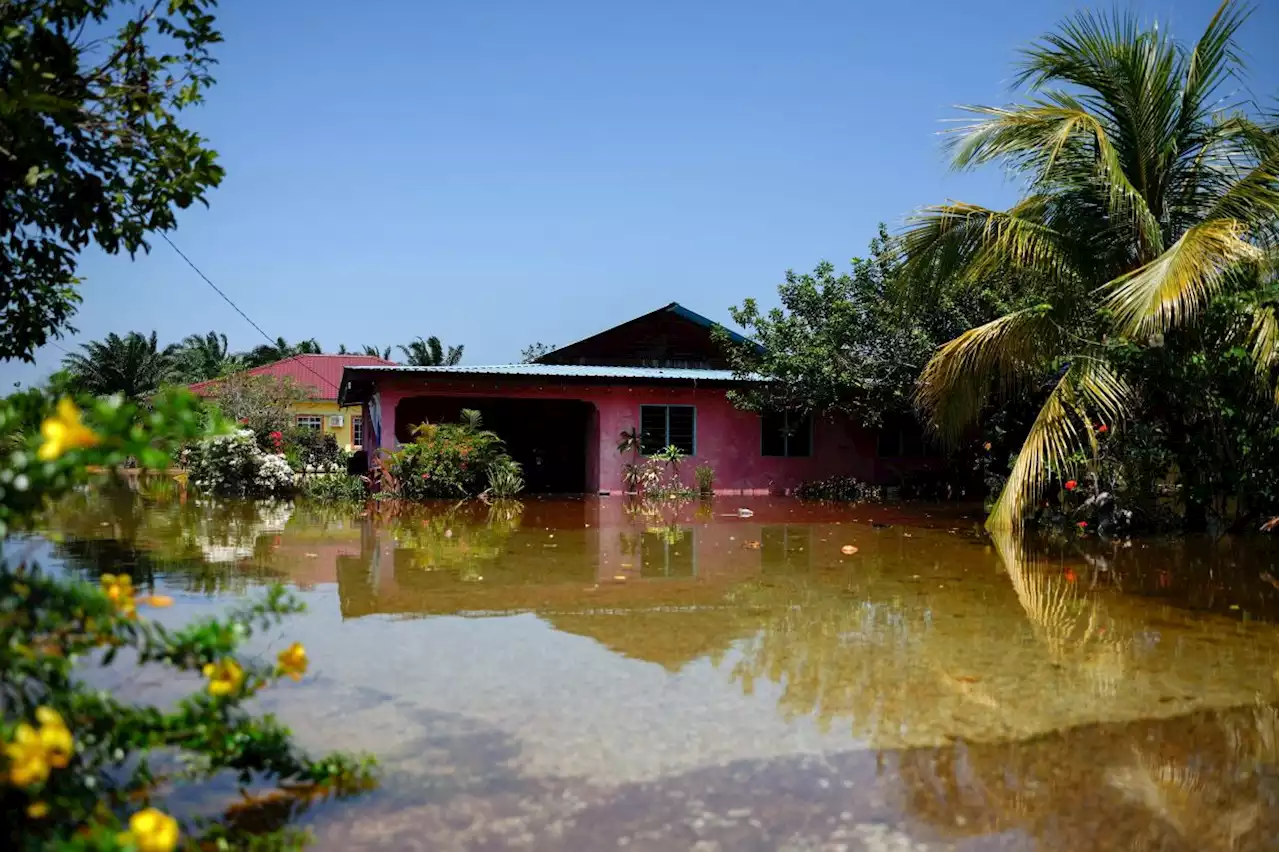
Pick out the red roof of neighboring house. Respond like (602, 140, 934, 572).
(190, 354, 397, 401)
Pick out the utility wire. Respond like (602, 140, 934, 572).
(159, 233, 343, 394)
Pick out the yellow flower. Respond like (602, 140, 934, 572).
(26, 801, 50, 819)
(202, 659, 244, 697)
(4, 724, 51, 787)
(37, 398, 101, 461)
(35, 707, 73, 768)
(276, 643, 308, 681)
(125, 807, 180, 852)
(100, 573, 138, 617)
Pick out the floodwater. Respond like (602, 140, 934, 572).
(20, 489, 1280, 851)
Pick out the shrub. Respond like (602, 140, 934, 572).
(300, 473, 369, 503)
(0, 388, 374, 848)
(485, 458, 525, 499)
(186, 430, 297, 497)
(384, 410, 518, 500)
(206, 373, 309, 437)
(694, 463, 715, 497)
(795, 475, 882, 502)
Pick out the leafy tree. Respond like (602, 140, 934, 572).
(398, 336, 463, 366)
(719, 226, 1006, 427)
(1, 0, 225, 362)
(173, 330, 242, 382)
(204, 372, 309, 436)
(899, 1, 1277, 529)
(61, 331, 177, 399)
(520, 342, 556, 363)
(244, 336, 321, 368)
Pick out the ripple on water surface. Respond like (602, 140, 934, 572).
(35, 492, 1279, 851)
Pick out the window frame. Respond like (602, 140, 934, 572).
(760, 411, 814, 458)
(296, 414, 324, 432)
(351, 415, 363, 447)
(639, 404, 697, 456)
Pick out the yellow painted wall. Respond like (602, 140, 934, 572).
(289, 400, 366, 449)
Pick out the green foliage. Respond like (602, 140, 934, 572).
(383, 410, 517, 499)
(719, 226, 1006, 428)
(244, 337, 321, 369)
(380, 499, 524, 581)
(300, 472, 368, 504)
(397, 336, 464, 367)
(171, 330, 243, 383)
(794, 476, 882, 502)
(0, 386, 374, 847)
(1, 0, 225, 362)
(694, 463, 715, 497)
(60, 331, 180, 400)
(484, 458, 525, 499)
(898, 1, 1278, 530)
(0, 388, 212, 537)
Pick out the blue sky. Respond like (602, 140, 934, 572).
(5, 0, 1277, 387)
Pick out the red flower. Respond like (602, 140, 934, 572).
(1097, 424, 1108, 433)
(421, 473, 430, 479)
(1064, 569, 1077, 583)
(460, 462, 467, 470)
(459, 447, 469, 457)
(1077, 521, 1088, 528)
(1064, 479, 1078, 491)
(270, 431, 282, 438)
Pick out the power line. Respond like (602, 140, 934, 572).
(158, 233, 343, 394)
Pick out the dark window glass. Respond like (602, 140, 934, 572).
(761, 411, 812, 457)
(640, 405, 696, 455)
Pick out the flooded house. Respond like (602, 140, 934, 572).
(338, 303, 926, 494)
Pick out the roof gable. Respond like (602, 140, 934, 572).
(190, 354, 397, 401)
(536, 302, 757, 369)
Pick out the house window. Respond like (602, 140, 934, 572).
(761, 411, 812, 457)
(639, 405, 696, 455)
(351, 416, 363, 447)
(297, 415, 323, 432)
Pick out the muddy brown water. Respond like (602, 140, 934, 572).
(22, 491, 1279, 851)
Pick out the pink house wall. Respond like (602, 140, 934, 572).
(364, 376, 884, 494)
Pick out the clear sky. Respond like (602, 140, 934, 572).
(4, 0, 1277, 387)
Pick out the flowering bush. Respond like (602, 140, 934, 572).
(187, 430, 297, 497)
(0, 388, 375, 849)
(383, 410, 520, 500)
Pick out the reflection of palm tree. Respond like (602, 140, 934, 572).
(991, 529, 1129, 695)
(1107, 746, 1262, 851)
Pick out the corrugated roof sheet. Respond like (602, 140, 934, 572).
(191, 354, 398, 400)
(343, 364, 757, 381)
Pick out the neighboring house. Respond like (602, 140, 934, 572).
(338, 303, 927, 494)
(192, 354, 396, 449)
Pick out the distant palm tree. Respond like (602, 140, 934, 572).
(173, 331, 243, 382)
(397, 336, 463, 366)
(361, 344, 392, 360)
(62, 331, 178, 399)
(245, 337, 322, 368)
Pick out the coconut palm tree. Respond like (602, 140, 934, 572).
(172, 331, 244, 382)
(244, 337, 321, 368)
(900, 1, 1277, 529)
(61, 331, 179, 399)
(397, 336, 463, 366)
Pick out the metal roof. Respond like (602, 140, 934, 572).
(343, 364, 756, 381)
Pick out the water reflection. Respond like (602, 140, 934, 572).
(32, 491, 1279, 851)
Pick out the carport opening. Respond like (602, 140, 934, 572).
(395, 396, 594, 494)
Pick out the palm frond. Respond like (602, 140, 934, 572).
(947, 97, 1164, 258)
(915, 306, 1061, 445)
(987, 359, 1129, 530)
(1177, 1, 1249, 128)
(1101, 219, 1262, 337)
(901, 199, 1080, 291)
